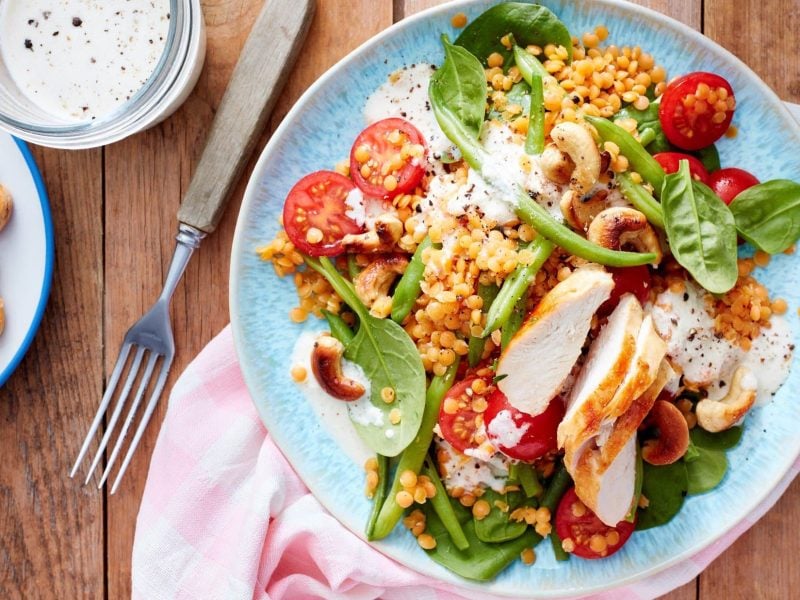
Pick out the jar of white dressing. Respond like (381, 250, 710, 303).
(0, 0, 205, 149)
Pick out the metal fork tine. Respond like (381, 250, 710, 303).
(110, 355, 173, 495)
(98, 351, 160, 489)
(83, 346, 146, 486)
(70, 342, 133, 478)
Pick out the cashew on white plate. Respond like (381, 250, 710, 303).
(310, 335, 365, 401)
(549, 122, 601, 195)
(696, 366, 757, 432)
(587, 206, 663, 265)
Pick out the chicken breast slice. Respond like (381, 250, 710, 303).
(496, 267, 614, 416)
(559, 294, 643, 469)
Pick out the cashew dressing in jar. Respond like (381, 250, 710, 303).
(0, 0, 171, 122)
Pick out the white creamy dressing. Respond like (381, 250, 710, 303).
(1, 0, 170, 122)
(486, 409, 530, 449)
(290, 331, 374, 465)
(650, 281, 794, 405)
(344, 188, 395, 229)
(435, 437, 510, 493)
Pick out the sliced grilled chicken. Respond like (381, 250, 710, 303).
(497, 267, 614, 416)
(573, 434, 637, 526)
(559, 294, 643, 469)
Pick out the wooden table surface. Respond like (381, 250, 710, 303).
(1, 0, 797, 598)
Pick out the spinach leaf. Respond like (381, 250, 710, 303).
(614, 104, 670, 154)
(690, 426, 743, 451)
(474, 490, 530, 543)
(306, 257, 426, 456)
(636, 461, 688, 531)
(685, 446, 727, 495)
(422, 498, 541, 581)
(429, 36, 488, 170)
(693, 144, 720, 173)
(729, 179, 800, 254)
(455, 3, 572, 65)
(661, 160, 738, 293)
(488, 81, 530, 121)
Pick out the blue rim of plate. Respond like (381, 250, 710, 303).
(0, 138, 55, 387)
(230, 0, 800, 596)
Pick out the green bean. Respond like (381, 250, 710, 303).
(637, 128, 657, 148)
(513, 45, 554, 85)
(500, 288, 528, 350)
(517, 462, 543, 499)
(467, 283, 499, 367)
(616, 171, 665, 229)
(550, 530, 570, 561)
(540, 462, 572, 513)
(365, 455, 388, 540)
(370, 360, 460, 540)
(483, 237, 553, 336)
(423, 457, 470, 550)
(391, 236, 432, 324)
(322, 310, 355, 345)
(525, 74, 545, 155)
(515, 192, 657, 267)
(584, 115, 666, 194)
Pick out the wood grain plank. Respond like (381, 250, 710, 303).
(0, 147, 104, 599)
(103, 1, 393, 599)
(699, 1, 800, 597)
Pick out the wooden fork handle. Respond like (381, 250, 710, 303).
(177, 0, 315, 233)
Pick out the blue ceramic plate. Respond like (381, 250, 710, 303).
(231, 1, 800, 596)
(0, 135, 53, 387)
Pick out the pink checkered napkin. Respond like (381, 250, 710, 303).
(131, 326, 799, 600)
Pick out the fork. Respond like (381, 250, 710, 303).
(70, 0, 315, 493)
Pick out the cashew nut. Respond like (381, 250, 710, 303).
(354, 254, 409, 308)
(342, 214, 403, 253)
(696, 366, 757, 432)
(560, 188, 609, 231)
(587, 206, 663, 265)
(550, 122, 601, 195)
(540, 143, 575, 185)
(641, 400, 690, 465)
(310, 335, 366, 401)
(0, 185, 12, 232)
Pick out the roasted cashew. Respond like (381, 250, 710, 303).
(0, 185, 12, 232)
(342, 214, 403, 253)
(560, 189, 609, 231)
(550, 122, 601, 195)
(587, 206, 663, 265)
(354, 254, 409, 308)
(541, 143, 575, 185)
(641, 400, 690, 465)
(310, 335, 366, 401)
(696, 366, 757, 432)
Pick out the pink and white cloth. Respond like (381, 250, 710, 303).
(131, 326, 799, 600)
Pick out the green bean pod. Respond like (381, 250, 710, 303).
(391, 236, 432, 324)
(616, 172, 665, 229)
(423, 458, 470, 550)
(365, 455, 388, 540)
(517, 462, 543, 499)
(540, 462, 572, 513)
(370, 360, 460, 540)
(322, 310, 355, 345)
(584, 115, 666, 193)
(467, 283, 499, 367)
(550, 531, 570, 561)
(500, 288, 529, 350)
(526, 74, 545, 155)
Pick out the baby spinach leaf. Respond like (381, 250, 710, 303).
(729, 179, 800, 254)
(455, 3, 572, 65)
(661, 161, 738, 293)
(685, 446, 727, 495)
(690, 426, 743, 451)
(487, 81, 530, 121)
(305, 257, 426, 457)
(474, 490, 530, 543)
(422, 499, 541, 581)
(693, 144, 721, 173)
(636, 461, 688, 531)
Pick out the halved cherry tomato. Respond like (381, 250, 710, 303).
(653, 152, 710, 184)
(708, 167, 759, 204)
(438, 375, 493, 453)
(555, 487, 636, 559)
(484, 389, 564, 462)
(600, 266, 652, 315)
(282, 171, 364, 257)
(659, 72, 735, 150)
(350, 118, 427, 199)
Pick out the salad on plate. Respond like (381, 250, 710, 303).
(258, 2, 799, 581)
